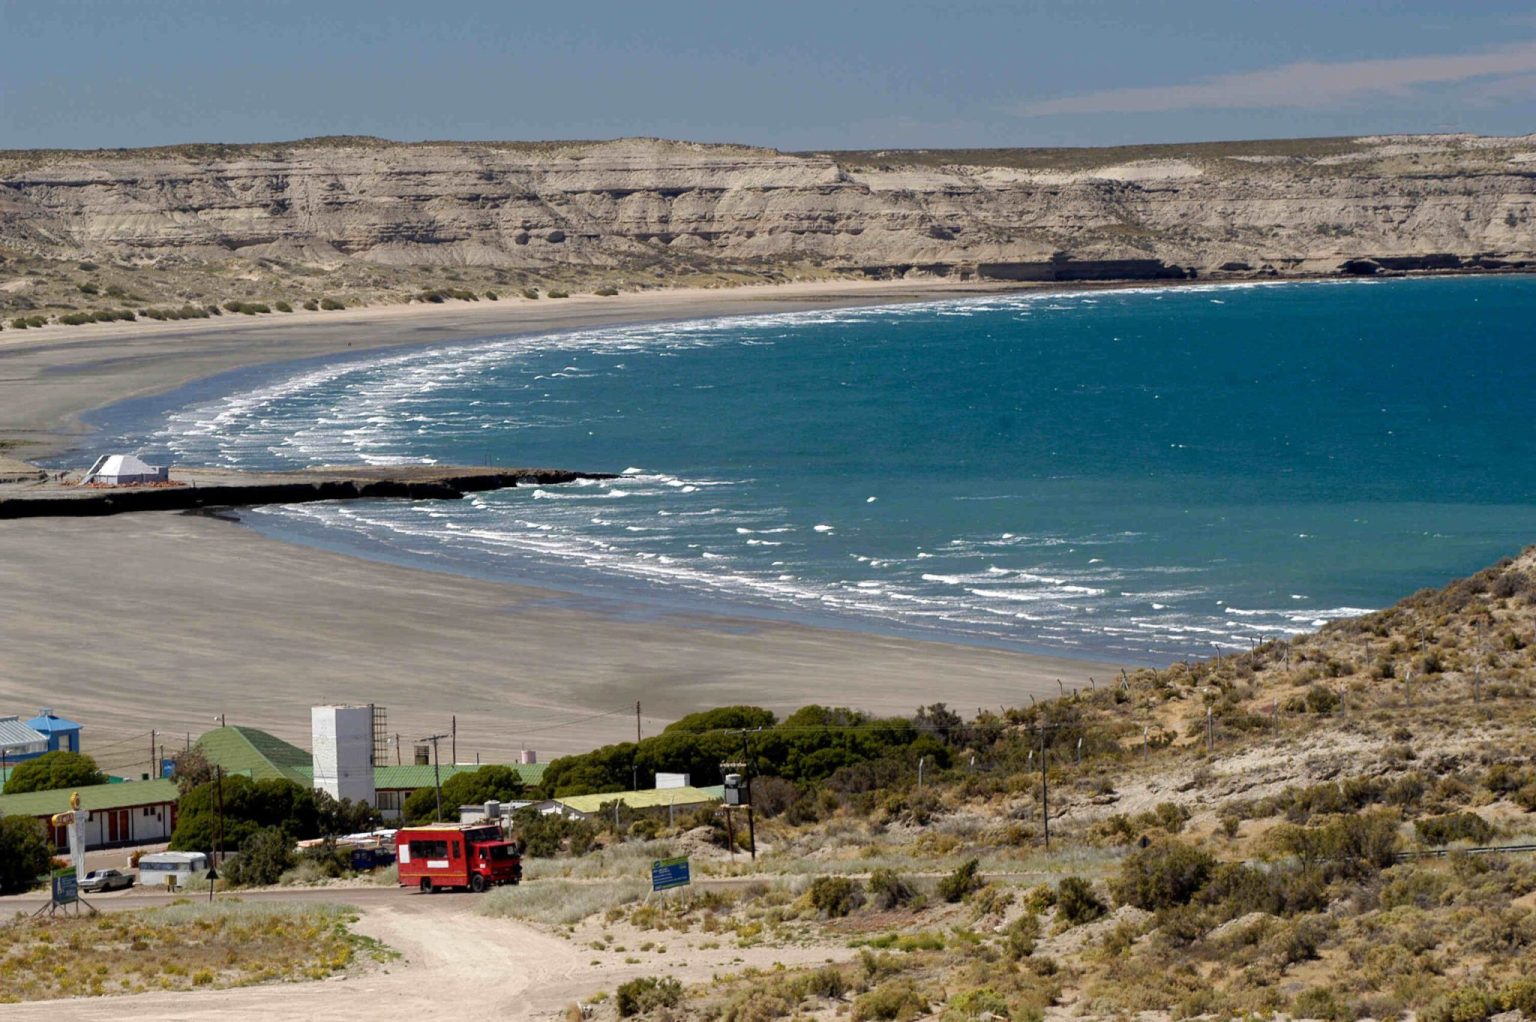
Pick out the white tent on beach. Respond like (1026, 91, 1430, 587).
(81, 453, 169, 486)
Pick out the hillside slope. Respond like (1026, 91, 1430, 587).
(2, 134, 1534, 309)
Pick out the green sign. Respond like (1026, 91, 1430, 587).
(651, 856, 690, 891)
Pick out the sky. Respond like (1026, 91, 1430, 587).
(2, 0, 1535, 151)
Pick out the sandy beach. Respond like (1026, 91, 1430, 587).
(0, 279, 1115, 767)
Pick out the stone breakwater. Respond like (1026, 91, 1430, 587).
(3, 134, 1534, 281)
(0, 466, 613, 519)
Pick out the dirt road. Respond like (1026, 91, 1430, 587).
(0, 886, 845, 1020)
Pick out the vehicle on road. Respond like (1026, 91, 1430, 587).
(396, 823, 521, 893)
(78, 868, 135, 893)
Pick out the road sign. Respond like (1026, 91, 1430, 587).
(52, 873, 78, 905)
(651, 856, 690, 892)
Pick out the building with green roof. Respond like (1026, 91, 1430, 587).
(552, 785, 720, 820)
(193, 726, 545, 819)
(0, 778, 179, 852)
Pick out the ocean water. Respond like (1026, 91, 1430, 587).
(124, 276, 1536, 663)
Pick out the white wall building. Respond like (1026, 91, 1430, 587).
(311, 705, 376, 807)
(82, 454, 169, 486)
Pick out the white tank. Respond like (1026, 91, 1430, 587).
(311, 705, 377, 807)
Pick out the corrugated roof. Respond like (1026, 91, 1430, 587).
(556, 786, 721, 815)
(0, 716, 47, 750)
(374, 762, 545, 790)
(195, 728, 545, 793)
(0, 778, 179, 818)
(195, 726, 312, 784)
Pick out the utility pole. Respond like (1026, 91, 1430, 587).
(451, 716, 457, 766)
(395, 733, 401, 766)
(421, 734, 448, 822)
(149, 729, 156, 780)
(632, 701, 642, 792)
(741, 730, 756, 861)
(1039, 725, 1049, 851)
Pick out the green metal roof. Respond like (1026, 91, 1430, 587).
(194, 728, 546, 792)
(373, 762, 545, 790)
(0, 778, 179, 819)
(195, 726, 312, 784)
(556, 786, 721, 816)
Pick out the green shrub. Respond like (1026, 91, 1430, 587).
(1056, 876, 1107, 926)
(1421, 985, 1497, 1022)
(1304, 684, 1341, 713)
(594, 286, 619, 296)
(319, 297, 345, 310)
(274, 300, 293, 313)
(1515, 783, 1536, 812)
(809, 875, 864, 917)
(947, 987, 1010, 1020)
(484, 290, 499, 300)
(303, 299, 319, 311)
(1414, 812, 1494, 847)
(224, 826, 297, 886)
(616, 976, 682, 1017)
(1501, 977, 1536, 1014)
(0, 817, 52, 895)
(521, 287, 539, 299)
(868, 867, 916, 910)
(794, 965, 847, 999)
(853, 981, 927, 1022)
(547, 289, 570, 299)
(1004, 912, 1039, 959)
(1271, 809, 1400, 878)
(3, 750, 107, 794)
(936, 859, 984, 903)
(1111, 839, 1216, 910)
(1291, 986, 1351, 1022)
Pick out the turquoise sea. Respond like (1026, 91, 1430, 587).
(116, 276, 1536, 663)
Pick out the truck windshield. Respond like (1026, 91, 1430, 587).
(484, 844, 513, 860)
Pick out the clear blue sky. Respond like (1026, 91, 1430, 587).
(3, 0, 1534, 151)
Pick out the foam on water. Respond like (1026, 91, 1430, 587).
(129, 276, 1536, 663)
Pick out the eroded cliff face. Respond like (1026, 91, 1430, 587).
(3, 134, 1535, 281)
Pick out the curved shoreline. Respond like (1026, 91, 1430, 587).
(0, 277, 1122, 760)
(0, 278, 1032, 466)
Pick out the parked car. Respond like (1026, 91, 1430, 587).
(79, 868, 134, 893)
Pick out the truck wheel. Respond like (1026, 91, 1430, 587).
(470, 874, 486, 893)
(419, 878, 433, 894)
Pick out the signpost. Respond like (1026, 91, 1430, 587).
(51, 873, 78, 906)
(650, 856, 691, 892)
(36, 793, 93, 916)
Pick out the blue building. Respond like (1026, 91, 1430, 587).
(26, 709, 83, 754)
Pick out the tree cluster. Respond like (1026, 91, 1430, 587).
(169, 775, 378, 854)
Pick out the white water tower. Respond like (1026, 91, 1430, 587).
(312, 705, 377, 807)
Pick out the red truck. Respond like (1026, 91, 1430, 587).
(396, 823, 522, 893)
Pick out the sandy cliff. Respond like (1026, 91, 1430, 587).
(3, 133, 1535, 282)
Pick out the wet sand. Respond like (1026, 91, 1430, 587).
(0, 279, 1116, 767)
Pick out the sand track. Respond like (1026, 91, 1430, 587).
(0, 886, 844, 1021)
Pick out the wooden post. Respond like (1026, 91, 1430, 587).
(1039, 725, 1049, 851)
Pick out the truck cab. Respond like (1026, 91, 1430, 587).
(396, 823, 522, 893)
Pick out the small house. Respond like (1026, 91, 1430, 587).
(0, 778, 180, 851)
(81, 454, 169, 486)
(26, 708, 82, 753)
